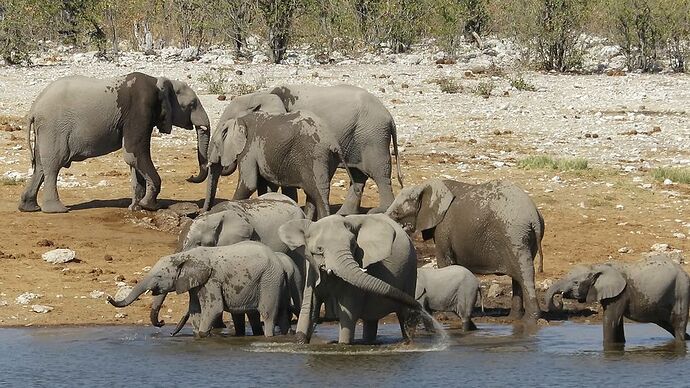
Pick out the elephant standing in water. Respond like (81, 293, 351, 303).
(416, 266, 482, 332)
(386, 179, 545, 322)
(546, 254, 690, 346)
(19, 72, 210, 213)
(216, 85, 403, 214)
(279, 214, 420, 344)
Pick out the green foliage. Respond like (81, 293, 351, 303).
(258, 0, 301, 63)
(198, 68, 229, 94)
(474, 80, 494, 98)
(518, 155, 589, 170)
(432, 76, 463, 93)
(651, 167, 690, 184)
(0, 0, 60, 64)
(510, 75, 537, 91)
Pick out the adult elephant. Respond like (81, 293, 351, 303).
(545, 254, 690, 346)
(150, 193, 307, 336)
(386, 179, 545, 321)
(18, 72, 210, 213)
(279, 214, 420, 344)
(214, 85, 403, 214)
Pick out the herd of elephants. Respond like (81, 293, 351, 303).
(15, 71, 690, 347)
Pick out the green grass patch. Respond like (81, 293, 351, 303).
(0, 176, 24, 185)
(510, 76, 537, 91)
(651, 167, 690, 184)
(474, 81, 494, 98)
(518, 155, 589, 171)
(431, 76, 462, 94)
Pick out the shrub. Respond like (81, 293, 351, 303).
(198, 68, 229, 94)
(432, 76, 463, 93)
(651, 167, 690, 184)
(474, 80, 494, 98)
(510, 75, 537, 91)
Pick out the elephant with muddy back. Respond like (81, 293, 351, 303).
(385, 179, 545, 322)
(109, 242, 298, 337)
(211, 84, 403, 214)
(545, 254, 690, 347)
(279, 214, 421, 344)
(19, 72, 210, 213)
(150, 193, 307, 336)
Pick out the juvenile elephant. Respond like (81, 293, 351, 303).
(416, 266, 482, 332)
(217, 85, 403, 214)
(109, 241, 295, 337)
(386, 179, 545, 321)
(19, 72, 210, 213)
(279, 214, 420, 344)
(545, 254, 690, 346)
(204, 110, 350, 219)
(150, 193, 306, 335)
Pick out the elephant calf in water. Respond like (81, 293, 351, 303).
(108, 241, 301, 337)
(416, 266, 482, 332)
(546, 254, 690, 346)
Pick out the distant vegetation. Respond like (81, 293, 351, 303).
(652, 167, 690, 184)
(518, 156, 589, 171)
(0, 0, 688, 71)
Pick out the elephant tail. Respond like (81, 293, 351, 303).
(477, 288, 484, 313)
(170, 311, 190, 337)
(535, 211, 545, 273)
(27, 115, 36, 172)
(391, 121, 403, 188)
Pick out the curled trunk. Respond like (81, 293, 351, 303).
(331, 253, 418, 309)
(150, 293, 168, 327)
(108, 280, 150, 308)
(545, 280, 566, 311)
(187, 125, 210, 183)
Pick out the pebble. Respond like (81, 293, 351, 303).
(115, 313, 127, 319)
(31, 305, 53, 313)
(89, 290, 105, 299)
(42, 248, 76, 264)
(15, 292, 40, 305)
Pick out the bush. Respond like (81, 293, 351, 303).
(432, 76, 463, 93)
(474, 80, 494, 98)
(518, 155, 589, 170)
(510, 75, 537, 91)
(198, 69, 229, 94)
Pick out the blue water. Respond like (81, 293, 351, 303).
(0, 322, 686, 387)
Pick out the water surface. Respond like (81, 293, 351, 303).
(0, 322, 685, 387)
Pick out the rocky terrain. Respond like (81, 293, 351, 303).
(0, 39, 688, 328)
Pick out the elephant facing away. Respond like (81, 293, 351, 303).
(109, 241, 295, 337)
(279, 214, 421, 345)
(19, 72, 210, 213)
(545, 254, 690, 346)
(150, 193, 306, 336)
(416, 266, 482, 332)
(386, 179, 545, 321)
(218, 84, 402, 214)
(204, 110, 350, 220)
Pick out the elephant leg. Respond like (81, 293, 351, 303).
(124, 147, 161, 211)
(295, 264, 316, 343)
(362, 320, 379, 344)
(364, 163, 394, 214)
(281, 186, 298, 202)
(41, 164, 68, 213)
(602, 300, 626, 345)
(303, 196, 316, 221)
(337, 168, 367, 215)
(457, 303, 477, 331)
(231, 313, 247, 336)
(19, 161, 44, 212)
(197, 287, 224, 337)
(123, 151, 145, 210)
(396, 310, 412, 340)
(671, 287, 690, 341)
(247, 311, 265, 336)
(337, 308, 357, 344)
(508, 278, 525, 320)
(232, 178, 255, 200)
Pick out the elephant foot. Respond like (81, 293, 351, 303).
(138, 199, 159, 211)
(295, 331, 309, 344)
(41, 200, 68, 213)
(18, 200, 41, 212)
(128, 203, 142, 211)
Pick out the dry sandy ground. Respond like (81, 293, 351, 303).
(0, 60, 688, 329)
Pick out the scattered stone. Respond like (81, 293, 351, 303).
(651, 243, 669, 252)
(401, 83, 409, 89)
(116, 275, 126, 282)
(537, 318, 549, 326)
(42, 248, 76, 264)
(36, 239, 54, 247)
(663, 178, 673, 185)
(618, 246, 632, 253)
(615, 204, 625, 210)
(104, 254, 113, 262)
(115, 313, 127, 319)
(31, 305, 53, 314)
(235, 69, 243, 75)
(673, 233, 687, 239)
(167, 202, 200, 218)
(89, 290, 105, 299)
(217, 95, 226, 101)
(487, 283, 504, 298)
(16, 292, 40, 305)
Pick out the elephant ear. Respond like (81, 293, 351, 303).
(156, 77, 173, 134)
(220, 119, 248, 167)
(417, 180, 455, 232)
(278, 219, 312, 250)
(345, 215, 396, 268)
(586, 266, 626, 302)
(254, 94, 287, 115)
(215, 213, 254, 246)
(175, 259, 212, 294)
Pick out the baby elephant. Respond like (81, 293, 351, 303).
(109, 241, 295, 337)
(416, 266, 482, 332)
(546, 254, 690, 346)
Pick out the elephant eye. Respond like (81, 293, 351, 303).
(314, 246, 324, 255)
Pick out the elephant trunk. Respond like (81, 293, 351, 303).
(108, 279, 150, 308)
(329, 251, 419, 309)
(202, 163, 224, 211)
(187, 125, 210, 183)
(150, 293, 168, 327)
(545, 280, 566, 311)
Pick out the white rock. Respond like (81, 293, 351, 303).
(89, 290, 105, 299)
(42, 248, 76, 264)
(15, 292, 40, 305)
(673, 232, 687, 239)
(663, 178, 673, 185)
(115, 313, 127, 319)
(618, 247, 631, 253)
(615, 204, 625, 210)
(31, 305, 53, 314)
(332, 180, 345, 188)
(651, 243, 670, 252)
(114, 286, 133, 301)
(0, 300, 8, 307)
(487, 283, 504, 298)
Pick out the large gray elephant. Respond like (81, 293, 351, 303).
(385, 179, 545, 321)
(19, 72, 210, 213)
(545, 254, 690, 346)
(150, 193, 307, 336)
(279, 214, 420, 344)
(109, 241, 296, 337)
(216, 85, 403, 214)
(416, 266, 482, 332)
(204, 110, 350, 219)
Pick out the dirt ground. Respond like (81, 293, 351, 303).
(0, 120, 687, 328)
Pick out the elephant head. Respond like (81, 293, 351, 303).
(221, 92, 287, 121)
(202, 118, 249, 210)
(107, 252, 212, 310)
(385, 179, 455, 236)
(279, 214, 419, 308)
(156, 77, 211, 184)
(178, 207, 253, 251)
(545, 264, 626, 311)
